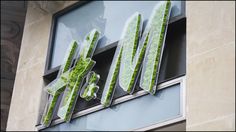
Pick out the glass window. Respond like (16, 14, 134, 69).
(48, 1, 184, 70)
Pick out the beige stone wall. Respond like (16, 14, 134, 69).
(186, 1, 235, 131)
(6, 1, 77, 131)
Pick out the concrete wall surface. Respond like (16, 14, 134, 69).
(186, 1, 235, 131)
(6, 1, 77, 131)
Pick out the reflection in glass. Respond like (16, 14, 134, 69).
(50, 1, 182, 69)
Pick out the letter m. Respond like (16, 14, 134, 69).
(101, 1, 171, 107)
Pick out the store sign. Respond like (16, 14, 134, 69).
(41, 1, 171, 127)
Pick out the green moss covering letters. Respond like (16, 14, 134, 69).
(101, 1, 171, 107)
(140, 1, 171, 94)
(81, 29, 99, 58)
(88, 72, 100, 84)
(62, 41, 78, 73)
(42, 92, 60, 126)
(100, 13, 149, 107)
(81, 72, 100, 101)
(101, 13, 143, 107)
(41, 41, 78, 127)
(81, 83, 99, 101)
(119, 13, 141, 93)
(101, 47, 123, 107)
(58, 58, 95, 121)
(57, 29, 100, 122)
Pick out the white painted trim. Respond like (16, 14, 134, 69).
(182, 76, 186, 119)
(134, 116, 185, 131)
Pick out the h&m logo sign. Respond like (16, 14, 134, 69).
(41, 1, 171, 127)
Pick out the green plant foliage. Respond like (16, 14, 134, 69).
(101, 13, 150, 107)
(42, 92, 60, 126)
(62, 41, 78, 73)
(88, 72, 100, 84)
(46, 71, 70, 95)
(80, 29, 99, 58)
(140, 1, 171, 94)
(101, 47, 123, 107)
(119, 13, 153, 94)
(41, 41, 78, 127)
(58, 58, 95, 121)
(81, 83, 99, 101)
(81, 72, 100, 101)
(57, 29, 100, 122)
(119, 13, 141, 93)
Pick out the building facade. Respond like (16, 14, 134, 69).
(2, 1, 235, 131)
